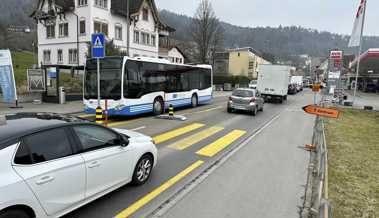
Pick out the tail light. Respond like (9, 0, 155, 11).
(250, 97, 256, 103)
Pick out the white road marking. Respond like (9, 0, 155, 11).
(130, 126, 146, 131)
(180, 105, 224, 116)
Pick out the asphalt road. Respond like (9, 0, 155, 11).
(63, 90, 313, 218)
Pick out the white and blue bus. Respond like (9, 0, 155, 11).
(84, 56, 213, 116)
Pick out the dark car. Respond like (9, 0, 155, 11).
(288, 84, 297, 95)
(364, 84, 378, 93)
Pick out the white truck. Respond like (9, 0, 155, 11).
(257, 64, 291, 103)
(290, 76, 304, 92)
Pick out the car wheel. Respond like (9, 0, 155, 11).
(153, 98, 164, 115)
(259, 105, 264, 112)
(132, 154, 153, 186)
(0, 210, 30, 218)
(191, 94, 198, 108)
(251, 107, 257, 116)
(278, 97, 283, 104)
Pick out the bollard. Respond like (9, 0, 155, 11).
(96, 106, 103, 124)
(168, 104, 174, 117)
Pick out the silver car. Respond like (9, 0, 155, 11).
(227, 88, 264, 116)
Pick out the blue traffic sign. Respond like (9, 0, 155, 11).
(91, 33, 105, 58)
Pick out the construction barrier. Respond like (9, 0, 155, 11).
(168, 104, 174, 116)
(96, 106, 103, 124)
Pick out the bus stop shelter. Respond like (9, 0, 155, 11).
(348, 48, 379, 91)
(41, 64, 85, 103)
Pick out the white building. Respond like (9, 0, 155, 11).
(158, 46, 185, 64)
(31, 0, 175, 67)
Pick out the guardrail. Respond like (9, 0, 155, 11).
(310, 116, 332, 218)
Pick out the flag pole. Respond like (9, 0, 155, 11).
(353, 0, 367, 105)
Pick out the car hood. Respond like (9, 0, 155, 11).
(112, 128, 152, 143)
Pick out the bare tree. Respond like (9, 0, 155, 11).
(190, 0, 223, 64)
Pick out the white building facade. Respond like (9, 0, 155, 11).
(32, 0, 174, 67)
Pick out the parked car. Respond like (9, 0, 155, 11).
(227, 88, 264, 116)
(248, 80, 258, 89)
(288, 84, 297, 95)
(364, 84, 378, 93)
(0, 113, 157, 218)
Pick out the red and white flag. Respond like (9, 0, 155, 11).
(348, 0, 367, 47)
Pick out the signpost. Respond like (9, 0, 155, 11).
(91, 33, 105, 124)
(27, 69, 45, 92)
(302, 105, 340, 119)
(328, 50, 344, 95)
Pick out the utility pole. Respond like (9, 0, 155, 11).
(352, 0, 368, 105)
(70, 10, 80, 75)
(126, 0, 130, 56)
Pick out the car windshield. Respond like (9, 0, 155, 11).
(232, 89, 254, 97)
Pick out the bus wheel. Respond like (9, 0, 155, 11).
(153, 98, 164, 115)
(191, 94, 198, 108)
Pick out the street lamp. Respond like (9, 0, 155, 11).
(69, 8, 80, 72)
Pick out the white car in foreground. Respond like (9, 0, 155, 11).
(0, 113, 157, 218)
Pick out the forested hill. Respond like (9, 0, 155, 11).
(159, 9, 379, 60)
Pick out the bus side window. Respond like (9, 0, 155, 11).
(189, 69, 200, 90)
(124, 60, 142, 98)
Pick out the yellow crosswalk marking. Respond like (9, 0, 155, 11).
(196, 130, 247, 157)
(114, 160, 204, 218)
(168, 126, 224, 150)
(153, 123, 205, 144)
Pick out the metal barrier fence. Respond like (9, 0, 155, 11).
(310, 116, 332, 218)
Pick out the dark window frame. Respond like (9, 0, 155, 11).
(14, 127, 78, 165)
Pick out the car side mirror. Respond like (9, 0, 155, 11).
(120, 135, 130, 147)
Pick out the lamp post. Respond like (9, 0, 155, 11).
(70, 10, 80, 73)
(126, 0, 130, 56)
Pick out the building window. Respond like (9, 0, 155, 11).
(69, 49, 78, 64)
(43, 50, 51, 64)
(57, 49, 63, 63)
(133, 31, 139, 43)
(142, 8, 149, 21)
(94, 21, 108, 36)
(95, 0, 108, 9)
(151, 35, 156, 46)
(59, 23, 69, 37)
(146, 34, 150, 45)
(46, 25, 55, 38)
(78, 0, 87, 6)
(80, 19, 86, 35)
(141, 32, 149, 45)
(115, 25, 122, 40)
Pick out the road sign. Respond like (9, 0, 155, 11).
(302, 105, 340, 119)
(27, 69, 45, 92)
(91, 33, 105, 58)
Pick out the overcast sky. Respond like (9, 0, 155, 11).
(156, 0, 379, 36)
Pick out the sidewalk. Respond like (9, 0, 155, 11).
(346, 90, 379, 110)
(0, 101, 85, 115)
(158, 101, 314, 218)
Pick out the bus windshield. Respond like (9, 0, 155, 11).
(85, 58, 123, 100)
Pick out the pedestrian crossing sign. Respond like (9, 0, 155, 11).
(91, 33, 105, 58)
